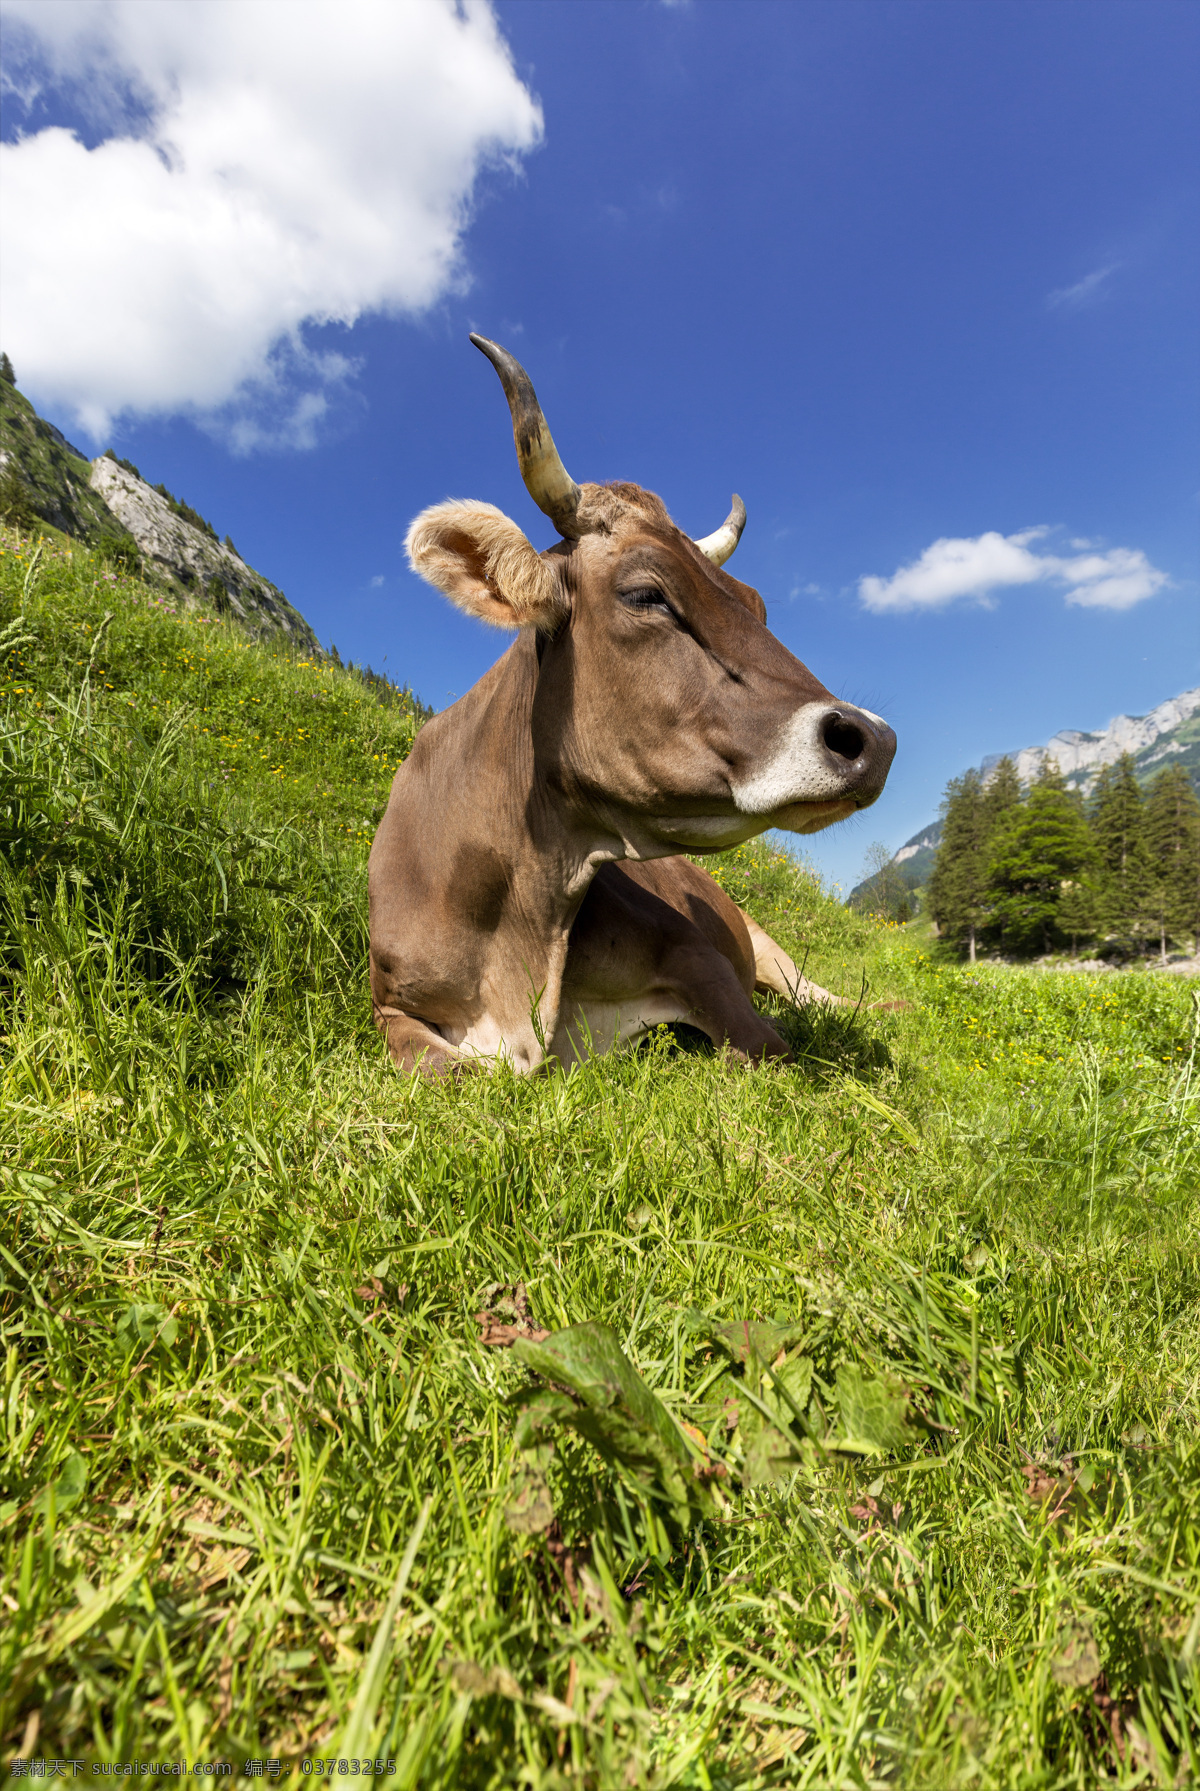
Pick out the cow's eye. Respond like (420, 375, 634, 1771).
(619, 586, 672, 614)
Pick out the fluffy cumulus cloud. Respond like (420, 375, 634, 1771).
(0, 0, 542, 444)
(859, 529, 1170, 616)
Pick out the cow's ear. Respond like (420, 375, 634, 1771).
(405, 500, 567, 632)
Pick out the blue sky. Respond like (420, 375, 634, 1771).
(3, 0, 1197, 892)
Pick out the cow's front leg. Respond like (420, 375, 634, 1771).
(373, 1004, 465, 1078)
(559, 863, 792, 1066)
(654, 936, 791, 1063)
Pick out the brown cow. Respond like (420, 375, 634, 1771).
(369, 337, 895, 1075)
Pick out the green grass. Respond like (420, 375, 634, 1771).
(2, 526, 1198, 1787)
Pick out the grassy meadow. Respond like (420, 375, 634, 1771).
(2, 525, 1198, 1788)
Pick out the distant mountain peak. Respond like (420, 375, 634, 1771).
(894, 824, 941, 865)
(980, 688, 1200, 792)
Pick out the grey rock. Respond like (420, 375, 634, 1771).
(979, 688, 1200, 792)
(89, 456, 320, 655)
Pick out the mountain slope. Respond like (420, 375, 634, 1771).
(980, 687, 1200, 795)
(90, 455, 319, 653)
(0, 372, 319, 655)
(0, 376, 135, 549)
(889, 820, 943, 893)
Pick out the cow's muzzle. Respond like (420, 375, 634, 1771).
(731, 700, 897, 818)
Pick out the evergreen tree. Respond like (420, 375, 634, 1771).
(928, 768, 989, 960)
(982, 755, 1021, 836)
(1090, 755, 1156, 952)
(984, 759, 1097, 955)
(0, 352, 15, 386)
(1057, 873, 1100, 957)
(1144, 764, 1200, 957)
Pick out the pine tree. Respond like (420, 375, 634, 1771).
(0, 352, 15, 386)
(982, 755, 1021, 836)
(1090, 755, 1157, 953)
(928, 769, 989, 960)
(984, 759, 1097, 955)
(1144, 764, 1200, 957)
(1057, 873, 1100, 957)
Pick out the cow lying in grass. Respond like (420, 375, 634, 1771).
(369, 337, 895, 1075)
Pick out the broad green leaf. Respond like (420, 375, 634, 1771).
(696, 1370, 743, 1435)
(55, 1449, 87, 1508)
(833, 1364, 915, 1455)
(38, 1449, 87, 1514)
(686, 1312, 808, 1368)
(116, 1301, 177, 1349)
(763, 1353, 814, 1426)
(511, 1322, 713, 1524)
(741, 1422, 803, 1488)
(513, 1389, 575, 1450)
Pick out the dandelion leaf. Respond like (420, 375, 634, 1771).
(763, 1352, 814, 1425)
(116, 1301, 178, 1350)
(510, 1322, 712, 1524)
(1052, 1618, 1102, 1689)
(38, 1449, 87, 1514)
(685, 1311, 808, 1368)
(741, 1420, 806, 1487)
(833, 1363, 915, 1455)
(513, 1390, 576, 1450)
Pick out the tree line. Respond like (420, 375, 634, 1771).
(927, 753, 1200, 962)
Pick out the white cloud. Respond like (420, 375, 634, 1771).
(1046, 264, 1119, 310)
(859, 531, 1046, 613)
(0, 0, 542, 445)
(1053, 546, 1169, 611)
(860, 529, 1169, 615)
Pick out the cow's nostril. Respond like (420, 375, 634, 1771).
(822, 711, 866, 762)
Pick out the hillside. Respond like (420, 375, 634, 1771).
(0, 524, 420, 847)
(3, 520, 1198, 1784)
(0, 370, 319, 654)
(0, 375, 134, 550)
(852, 686, 1200, 907)
(2, 522, 1198, 1783)
(887, 818, 943, 894)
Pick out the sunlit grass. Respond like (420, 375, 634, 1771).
(2, 527, 1198, 1787)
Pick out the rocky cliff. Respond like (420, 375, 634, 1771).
(0, 374, 320, 656)
(88, 456, 319, 654)
(979, 687, 1200, 794)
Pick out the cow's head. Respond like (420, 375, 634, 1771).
(406, 337, 895, 857)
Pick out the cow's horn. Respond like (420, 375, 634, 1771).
(693, 495, 746, 567)
(469, 334, 583, 539)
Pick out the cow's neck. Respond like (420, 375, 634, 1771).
(443, 632, 623, 1068)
